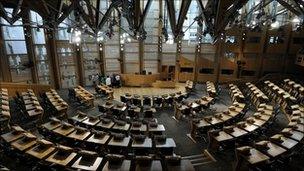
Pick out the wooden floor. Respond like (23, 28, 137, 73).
(112, 83, 186, 100)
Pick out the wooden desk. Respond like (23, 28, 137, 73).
(270, 134, 298, 149)
(213, 131, 233, 142)
(71, 114, 88, 123)
(149, 124, 165, 132)
(155, 138, 176, 149)
(112, 123, 131, 132)
(46, 150, 77, 166)
(255, 141, 286, 158)
(108, 136, 131, 147)
(1, 130, 25, 143)
(166, 159, 195, 171)
(121, 74, 160, 87)
(135, 160, 163, 171)
(67, 129, 91, 140)
(131, 124, 147, 132)
(87, 134, 110, 145)
(132, 138, 152, 149)
(82, 118, 100, 126)
(72, 156, 103, 171)
(26, 143, 56, 159)
(97, 121, 115, 130)
(281, 128, 303, 141)
(237, 146, 269, 165)
(102, 160, 131, 171)
(53, 125, 75, 136)
(226, 127, 248, 138)
(41, 120, 61, 131)
(11, 135, 37, 151)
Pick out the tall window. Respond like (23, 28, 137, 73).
(82, 34, 101, 86)
(56, 16, 78, 88)
(1, 8, 32, 83)
(122, 18, 140, 74)
(143, 0, 159, 74)
(30, 11, 52, 85)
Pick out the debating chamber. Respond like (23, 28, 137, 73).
(0, 0, 304, 170)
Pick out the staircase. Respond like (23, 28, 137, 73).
(182, 150, 216, 168)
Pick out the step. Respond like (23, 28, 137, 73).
(192, 161, 214, 167)
(182, 154, 206, 159)
(190, 158, 210, 163)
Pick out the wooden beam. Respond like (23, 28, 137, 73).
(176, 0, 192, 36)
(95, 0, 101, 28)
(165, 0, 177, 35)
(12, 0, 23, 17)
(137, 0, 153, 32)
(276, 0, 301, 16)
(97, 1, 119, 30)
(41, 0, 51, 16)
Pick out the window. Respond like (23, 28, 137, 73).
(143, 0, 159, 74)
(224, 51, 237, 61)
(221, 69, 234, 75)
(82, 34, 101, 86)
(199, 68, 214, 74)
(269, 36, 284, 44)
(180, 67, 193, 73)
(30, 11, 52, 85)
(56, 15, 78, 88)
(225, 36, 237, 44)
(1, 8, 32, 83)
(247, 37, 260, 43)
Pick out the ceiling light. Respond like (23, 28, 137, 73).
(271, 21, 279, 28)
(292, 17, 300, 23)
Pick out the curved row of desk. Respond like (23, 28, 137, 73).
(1, 125, 194, 171)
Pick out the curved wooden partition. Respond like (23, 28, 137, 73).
(0, 82, 52, 97)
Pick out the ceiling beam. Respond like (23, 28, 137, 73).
(165, 0, 177, 35)
(41, 0, 51, 16)
(97, 1, 121, 30)
(11, 0, 23, 17)
(276, 0, 301, 16)
(95, 0, 101, 28)
(136, 0, 152, 32)
(196, 0, 214, 34)
(215, 0, 249, 35)
(56, 1, 76, 25)
(176, 0, 192, 37)
(290, 0, 304, 16)
(56, 0, 64, 18)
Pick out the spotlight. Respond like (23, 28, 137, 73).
(271, 21, 279, 28)
(292, 17, 300, 23)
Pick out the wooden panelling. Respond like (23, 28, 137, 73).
(0, 82, 52, 97)
(121, 74, 160, 87)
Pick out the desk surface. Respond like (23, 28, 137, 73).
(132, 138, 152, 148)
(167, 159, 195, 171)
(72, 156, 103, 171)
(135, 160, 163, 171)
(155, 138, 176, 148)
(108, 137, 131, 147)
(46, 151, 77, 166)
(214, 131, 233, 142)
(256, 141, 286, 158)
(1, 131, 24, 143)
(237, 146, 269, 165)
(41, 121, 61, 131)
(26, 145, 56, 159)
(11, 138, 37, 151)
(149, 124, 165, 132)
(87, 134, 110, 145)
(102, 160, 131, 171)
(67, 130, 91, 140)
